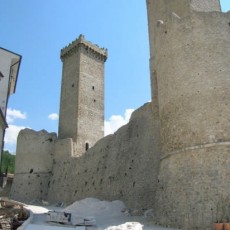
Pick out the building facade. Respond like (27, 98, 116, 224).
(0, 109, 7, 165)
(0, 48, 21, 164)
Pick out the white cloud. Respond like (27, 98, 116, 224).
(3, 108, 27, 152)
(4, 108, 134, 152)
(124, 109, 134, 121)
(104, 109, 134, 136)
(4, 124, 26, 146)
(48, 113, 59, 120)
(6, 108, 27, 124)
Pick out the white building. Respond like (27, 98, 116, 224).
(0, 47, 21, 166)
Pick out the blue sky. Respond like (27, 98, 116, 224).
(1, 1, 230, 153)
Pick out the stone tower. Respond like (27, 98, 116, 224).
(146, 0, 221, 106)
(58, 35, 107, 156)
(147, 0, 230, 229)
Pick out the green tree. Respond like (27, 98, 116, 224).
(1, 150, 15, 174)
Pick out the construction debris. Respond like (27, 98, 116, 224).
(0, 198, 29, 229)
(46, 210, 96, 226)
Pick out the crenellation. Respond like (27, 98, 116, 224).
(61, 34, 107, 62)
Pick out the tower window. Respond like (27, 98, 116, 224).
(0, 71, 4, 80)
(92, 86, 95, 90)
(85, 142, 89, 151)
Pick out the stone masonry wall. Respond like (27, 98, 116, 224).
(152, 10, 230, 229)
(10, 129, 57, 202)
(48, 102, 161, 210)
(146, 0, 221, 104)
(155, 11, 230, 154)
(76, 49, 105, 155)
(58, 48, 80, 140)
(190, 0, 221, 12)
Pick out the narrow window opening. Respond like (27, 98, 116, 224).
(92, 86, 95, 90)
(85, 142, 89, 151)
(0, 71, 4, 80)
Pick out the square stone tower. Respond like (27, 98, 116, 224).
(58, 35, 107, 156)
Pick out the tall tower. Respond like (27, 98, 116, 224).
(58, 35, 107, 156)
(146, 0, 221, 105)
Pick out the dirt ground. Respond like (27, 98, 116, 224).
(0, 199, 29, 229)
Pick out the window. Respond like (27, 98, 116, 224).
(0, 71, 4, 80)
(85, 142, 89, 151)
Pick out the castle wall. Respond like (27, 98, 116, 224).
(152, 10, 230, 229)
(146, 0, 221, 104)
(156, 11, 230, 154)
(48, 102, 161, 210)
(10, 129, 57, 202)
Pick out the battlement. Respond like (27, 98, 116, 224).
(60, 35, 107, 62)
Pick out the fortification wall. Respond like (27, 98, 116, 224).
(48, 102, 161, 210)
(156, 11, 230, 154)
(153, 11, 230, 229)
(146, 0, 221, 104)
(10, 129, 57, 202)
